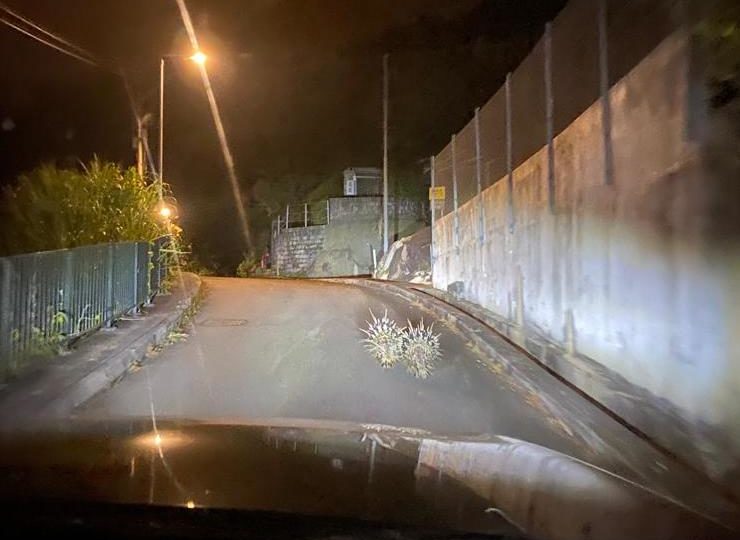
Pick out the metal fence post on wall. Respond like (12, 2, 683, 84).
(505, 72, 515, 233)
(474, 107, 485, 246)
(326, 199, 330, 225)
(451, 133, 460, 253)
(545, 22, 556, 214)
(285, 205, 289, 230)
(304, 203, 308, 227)
(430, 155, 436, 266)
(598, 0, 614, 186)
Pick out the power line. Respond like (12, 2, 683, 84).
(0, 3, 122, 76)
(0, 1, 96, 60)
(0, 15, 99, 67)
(0, 3, 148, 174)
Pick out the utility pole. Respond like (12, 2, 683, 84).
(158, 57, 165, 201)
(136, 113, 151, 179)
(382, 53, 389, 254)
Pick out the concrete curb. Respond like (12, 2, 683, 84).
(0, 272, 203, 427)
(49, 274, 203, 416)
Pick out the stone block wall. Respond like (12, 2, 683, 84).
(272, 225, 326, 275)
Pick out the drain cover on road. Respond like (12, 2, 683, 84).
(198, 318, 248, 327)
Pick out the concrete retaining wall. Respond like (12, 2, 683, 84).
(329, 196, 425, 223)
(432, 31, 740, 491)
(273, 225, 326, 275)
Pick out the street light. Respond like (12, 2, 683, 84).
(158, 50, 208, 200)
(156, 197, 178, 221)
(190, 51, 207, 65)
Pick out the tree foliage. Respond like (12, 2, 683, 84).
(697, 0, 740, 106)
(0, 159, 172, 255)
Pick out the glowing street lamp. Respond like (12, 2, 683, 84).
(157, 196, 178, 221)
(189, 51, 207, 65)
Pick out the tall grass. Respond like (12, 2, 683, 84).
(0, 159, 173, 255)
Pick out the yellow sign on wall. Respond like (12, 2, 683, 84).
(429, 186, 446, 201)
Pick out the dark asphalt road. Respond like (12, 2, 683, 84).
(74, 277, 740, 529)
(78, 277, 578, 451)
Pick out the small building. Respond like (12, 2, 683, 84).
(343, 167, 382, 196)
(271, 165, 427, 277)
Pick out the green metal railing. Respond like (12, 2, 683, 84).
(0, 236, 169, 378)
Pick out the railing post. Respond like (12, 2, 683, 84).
(285, 205, 289, 230)
(304, 203, 308, 227)
(277, 215, 281, 231)
(0, 259, 12, 374)
(326, 199, 330, 224)
(148, 241, 156, 304)
(63, 250, 74, 334)
(105, 244, 115, 328)
(159, 238, 166, 290)
(132, 243, 140, 312)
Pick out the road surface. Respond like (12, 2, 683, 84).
(78, 277, 577, 452)
(75, 277, 740, 529)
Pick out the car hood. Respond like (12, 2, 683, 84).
(0, 417, 736, 540)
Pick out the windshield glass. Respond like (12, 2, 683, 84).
(1, 1, 739, 539)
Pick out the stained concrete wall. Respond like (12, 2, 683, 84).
(432, 31, 740, 494)
(329, 196, 425, 224)
(272, 225, 326, 275)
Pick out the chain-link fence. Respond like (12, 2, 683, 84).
(0, 236, 170, 378)
(431, 0, 683, 219)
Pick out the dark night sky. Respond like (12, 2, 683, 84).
(0, 0, 565, 271)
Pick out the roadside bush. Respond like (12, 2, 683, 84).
(0, 159, 173, 255)
(236, 251, 260, 277)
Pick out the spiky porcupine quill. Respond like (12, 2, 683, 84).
(361, 309, 406, 368)
(403, 319, 441, 379)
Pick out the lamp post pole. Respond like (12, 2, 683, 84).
(158, 57, 165, 202)
(158, 52, 206, 202)
(382, 53, 389, 254)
